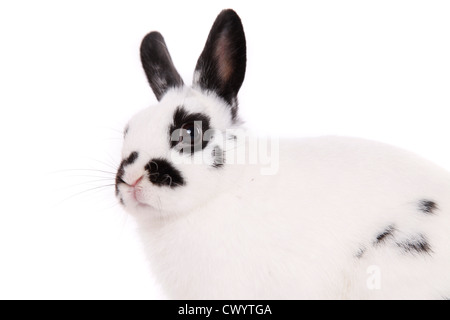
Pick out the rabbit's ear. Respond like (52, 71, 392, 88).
(194, 10, 247, 119)
(140, 32, 184, 101)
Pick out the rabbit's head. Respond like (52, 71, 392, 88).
(115, 10, 247, 215)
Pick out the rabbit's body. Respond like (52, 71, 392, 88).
(115, 10, 450, 299)
(133, 136, 450, 299)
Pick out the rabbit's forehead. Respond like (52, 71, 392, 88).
(129, 99, 212, 133)
(124, 104, 176, 155)
(128, 89, 233, 136)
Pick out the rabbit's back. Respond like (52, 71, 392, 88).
(265, 136, 450, 299)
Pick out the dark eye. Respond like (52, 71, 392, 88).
(179, 122, 203, 146)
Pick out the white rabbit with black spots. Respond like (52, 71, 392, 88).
(115, 9, 450, 299)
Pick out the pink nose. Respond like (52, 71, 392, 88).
(131, 176, 143, 187)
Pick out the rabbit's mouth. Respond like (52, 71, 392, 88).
(131, 182, 145, 203)
(136, 202, 153, 210)
(132, 187, 155, 210)
(123, 186, 156, 211)
(122, 183, 153, 209)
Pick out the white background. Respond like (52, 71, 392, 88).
(0, 0, 449, 299)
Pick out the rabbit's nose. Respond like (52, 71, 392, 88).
(130, 176, 144, 187)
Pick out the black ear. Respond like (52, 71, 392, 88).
(194, 10, 247, 119)
(140, 32, 184, 101)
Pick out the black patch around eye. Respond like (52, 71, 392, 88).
(396, 234, 433, 256)
(418, 200, 438, 215)
(115, 151, 139, 194)
(145, 158, 185, 188)
(374, 225, 396, 245)
(169, 106, 211, 155)
(211, 145, 225, 168)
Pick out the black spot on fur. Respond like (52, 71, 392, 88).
(145, 158, 185, 188)
(115, 178, 123, 196)
(212, 145, 225, 168)
(375, 225, 396, 245)
(418, 200, 438, 215)
(124, 126, 129, 138)
(396, 234, 433, 255)
(169, 106, 211, 154)
(125, 152, 139, 166)
(355, 247, 366, 259)
(140, 32, 184, 101)
(194, 9, 246, 121)
(115, 152, 140, 194)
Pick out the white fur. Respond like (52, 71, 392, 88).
(118, 87, 450, 300)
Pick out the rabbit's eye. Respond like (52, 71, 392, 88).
(180, 122, 203, 146)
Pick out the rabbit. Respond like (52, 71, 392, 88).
(115, 9, 450, 299)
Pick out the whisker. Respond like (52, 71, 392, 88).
(57, 184, 116, 205)
(60, 179, 117, 190)
(171, 181, 183, 187)
(151, 161, 159, 171)
(55, 174, 116, 180)
(98, 126, 124, 135)
(49, 169, 117, 175)
(84, 157, 120, 171)
(105, 151, 121, 168)
(101, 201, 123, 212)
(161, 174, 173, 186)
